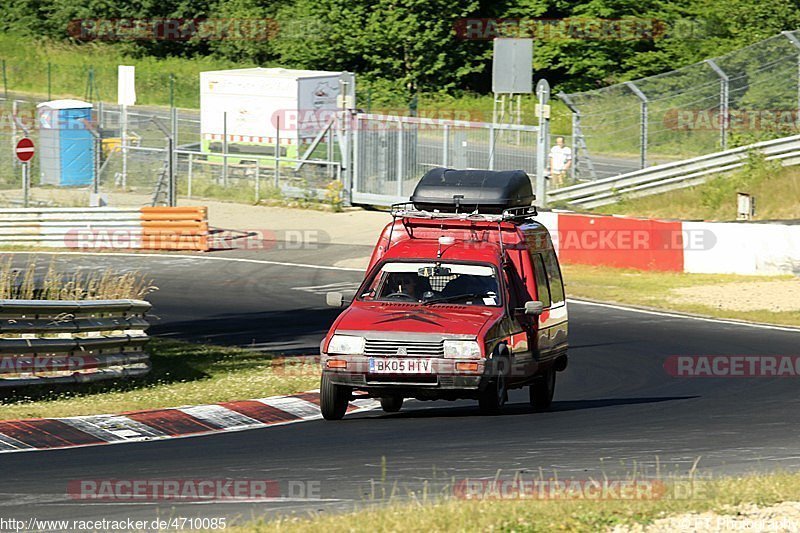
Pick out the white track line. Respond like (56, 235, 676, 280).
(2, 251, 363, 272)
(567, 298, 800, 333)
(6, 250, 799, 332)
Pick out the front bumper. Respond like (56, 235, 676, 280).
(322, 354, 485, 390)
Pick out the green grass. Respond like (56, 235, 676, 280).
(0, 33, 251, 108)
(562, 264, 800, 326)
(591, 153, 800, 221)
(235, 471, 800, 532)
(0, 338, 319, 420)
(0, 33, 572, 134)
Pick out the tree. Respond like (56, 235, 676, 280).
(272, 0, 486, 97)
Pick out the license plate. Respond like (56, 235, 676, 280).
(369, 358, 433, 374)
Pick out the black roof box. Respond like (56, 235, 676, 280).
(410, 168, 535, 214)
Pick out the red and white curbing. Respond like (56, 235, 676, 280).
(0, 391, 380, 454)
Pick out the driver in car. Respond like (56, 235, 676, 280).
(382, 272, 429, 301)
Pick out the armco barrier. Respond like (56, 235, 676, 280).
(548, 134, 800, 209)
(543, 212, 800, 275)
(0, 299, 151, 387)
(0, 207, 209, 251)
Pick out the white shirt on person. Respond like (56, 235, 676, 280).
(550, 145, 572, 172)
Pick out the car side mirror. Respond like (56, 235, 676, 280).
(327, 290, 356, 307)
(524, 300, 545, 316)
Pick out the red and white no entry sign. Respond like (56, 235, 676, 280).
(15, 138, 34, 162)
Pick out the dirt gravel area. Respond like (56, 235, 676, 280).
(613, 501, 800, 532)
(669, 279, 800, 312)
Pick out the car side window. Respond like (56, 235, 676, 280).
(531, 253, 551, 308)
(543, 250, 565, 305)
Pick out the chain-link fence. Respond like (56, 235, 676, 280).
(352, 113, 539, 204)
(562, 30, 800, 181)
(0, 94, 343, 208)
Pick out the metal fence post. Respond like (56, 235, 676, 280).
(11, 100, 17, 170)
(222, 111, 228, 187)
(255, 158, 260, 202)
(352, 114, 360, 200)
(625, 82, 648, 169)
(2, 60, 7, 99)
(169, 106, 177, 206)
(570, 112, 578, 182)
(274, 117, 281, 189)
(706, 59, 729, 150)
(443, 124, 450, 167)
(187, 152, 193, 199)
(488, 124, 495, 170)
(396, 117, 403, 197)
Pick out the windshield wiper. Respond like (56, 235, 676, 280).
(421, 292, 495, 306)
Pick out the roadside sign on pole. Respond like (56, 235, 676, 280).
(536, 79, 550, 104)
(118, 65, 136, 106)
(15, 137, 34, 162)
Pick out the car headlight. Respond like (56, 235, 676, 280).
(327, 334, 365, 355)
(443, 340, 482, 359)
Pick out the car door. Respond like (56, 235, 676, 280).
(503, 263, 534, 382)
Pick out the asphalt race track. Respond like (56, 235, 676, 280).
(1, 248, 799, 526)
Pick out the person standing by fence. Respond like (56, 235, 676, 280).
(549, 136, 572, 188)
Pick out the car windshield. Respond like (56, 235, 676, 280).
(359, 262, 500, 306)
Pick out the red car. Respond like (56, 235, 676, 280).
(320, 169, 568, 420)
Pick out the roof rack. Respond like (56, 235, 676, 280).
(390, 202, 537, 223)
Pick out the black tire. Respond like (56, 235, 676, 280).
(320, 372, 351, 420)
(479, 355, 509, 414)
(529, 367, 556, 411)
(380, 396, 404, 413)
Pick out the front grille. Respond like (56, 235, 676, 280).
(364, 339, 444, 357)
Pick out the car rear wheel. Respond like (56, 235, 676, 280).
(479, 356, 509, 414)
(380, 396, 404, 413)
(529, 367, 556, 411)
(320, 372, 351, 420)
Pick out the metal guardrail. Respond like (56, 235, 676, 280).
(0, 207, 142, 247)
(548, 134, 800, 209)
(0, 206, 210, 250)
(0, 299, 151, 387)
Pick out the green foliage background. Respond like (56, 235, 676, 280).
(1, 0, 799, 101)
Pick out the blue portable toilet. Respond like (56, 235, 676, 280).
(37, 99, 95, 186)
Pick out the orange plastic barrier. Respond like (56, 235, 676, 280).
(139, 207, 209, 251)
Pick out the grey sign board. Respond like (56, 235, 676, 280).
(492, 38, 533, 94)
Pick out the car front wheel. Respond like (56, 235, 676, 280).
(479, 355, 509, 414)
(320, 372, 351, 420)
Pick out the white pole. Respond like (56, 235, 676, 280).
(121, 104, 128, 188)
